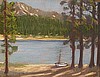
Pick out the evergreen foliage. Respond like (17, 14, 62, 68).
(0, 2, 17, 43)
(16, 15, 66, 37)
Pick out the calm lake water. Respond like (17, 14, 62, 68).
(0, 40, 97, 64)
(8, 0, 63, 13)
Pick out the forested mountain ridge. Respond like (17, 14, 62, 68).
(14, 2, 62, 20)
(13, 2, 65, 36)
(16, 15, 66, 36)
(0, 1, 66, 37)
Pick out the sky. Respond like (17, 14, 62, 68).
(8, 0, 63, 13)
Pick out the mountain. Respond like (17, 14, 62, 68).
(0, 0, 2, 4)
(13, 2, 62, 19)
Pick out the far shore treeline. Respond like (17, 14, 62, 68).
(16, 15, 66, 37)
(0, 14, 67, 37)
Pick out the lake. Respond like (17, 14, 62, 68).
(0, 40, 97, 64)
(8, 0, 63, 13)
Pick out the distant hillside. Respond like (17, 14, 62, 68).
(16, 15, 66, 36)
(13, 2, 62, 20)
(0, 0, 2, 4)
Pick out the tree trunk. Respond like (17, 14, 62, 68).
(70, 37, 75, 68)
(78, 34, 83, 68)
(78, 0, 83, 68)
(89, 0, 96, 68)
(89, 35, 95, 67)
(97, 2, 100, 67)
(70, 3, 75, 68)
(4, 0, 9, 74)
(97, 33, 100, 67)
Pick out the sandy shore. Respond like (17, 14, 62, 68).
(0, 35, 67, 41)
(16, 37, 67, 41)
(0, 64, 99, 77)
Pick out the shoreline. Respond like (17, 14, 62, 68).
(16, 38, 67, 41)
(0, 35, 68, 41)
(0, 64, 99, 77)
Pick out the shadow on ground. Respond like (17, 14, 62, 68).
(0, 65, 99, 77)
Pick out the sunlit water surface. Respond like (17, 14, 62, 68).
(0, 40, 97, 64)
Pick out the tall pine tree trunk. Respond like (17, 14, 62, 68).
(70, 3, 75, 68)
(89, 35, 95, 67)
(97, 2, 100, 67)
(4, 0, 9, 74)
(78, 0, 83, 68)
(70, 34, 75, 68)
(89, 0, 96, 68)
(78, 34, 83, 68)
